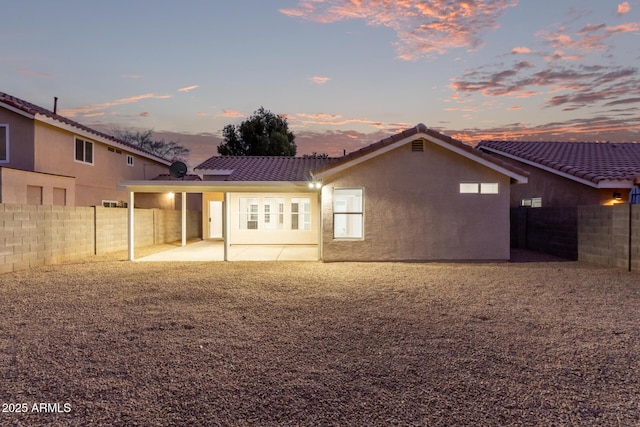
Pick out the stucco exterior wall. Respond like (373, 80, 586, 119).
(0, 108, 35, 170)
(33, 121, 169, 206)
(321, 142, 512, 261)
(483, 153, 627, 207)
(0, 167, 76, 205)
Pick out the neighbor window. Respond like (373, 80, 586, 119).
(126, 155, 134, 166)
(239, 197, 259, 230)
(333, 188, 363, 239)
(0, 124, 8, 162)
(75, 137, 93, 164)
(291, 197, 311, 231)
(522, 197, 542, 208)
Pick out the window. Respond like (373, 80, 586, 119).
(460, 182, 499, 194)
(522, 197, 542, 208)
(264, 197, 284, 230)
(480, 183, 499, 194)
(333, 188, 363, 239)
(459, 183, 479, 194)
(291, 197, 311, 231)
(126, 155, 134, 166)
(0, 124, 8, 162)
(75, 137, 93, 164)
(239, 197, 259, 230)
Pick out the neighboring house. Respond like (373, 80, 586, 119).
(478, 140, 640, 207)
(0, 91, 171, 207)
(122, 124, 528, 262)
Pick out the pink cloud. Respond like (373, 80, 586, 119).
(308, 76, 331, 84)
(121, 74, 142, 79)
(59, 93, 171, 117)
(14, 68, 55, 78)
(281, 0, 518, 59)
(178, 85, 199, 93)
(217, 109, 244, 118)
(511, 46, 531, 54)
(618, 2, 631, 15)
(139, 112, 149, 117)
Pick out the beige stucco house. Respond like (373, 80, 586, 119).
(0, 91, 171, 208)
(123, 124, 528, 262)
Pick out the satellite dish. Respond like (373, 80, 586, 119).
(169, 161, 187, 179)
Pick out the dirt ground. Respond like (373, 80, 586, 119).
(0, 250, 639, 426)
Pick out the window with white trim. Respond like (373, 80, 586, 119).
(126, 155, 134, 166)
(459, 182, 499, 194)
(75, 137, 94, 164)
(333, 188, 363, 239)
(291, 197, 311, 231)
(0, 124, 8, 162)
(239, 197, 259, 230)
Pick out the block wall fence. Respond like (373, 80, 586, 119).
(0, 204, 201, 274)
(512, 204, 639, 271)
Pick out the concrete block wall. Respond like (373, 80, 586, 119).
(578, 204, 639, 271)
(1, 204, 203, 274)
(510, 206, 578, 260)
(0, 204, 94, 274)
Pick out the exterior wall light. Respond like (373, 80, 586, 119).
(168, 192, 175, 199)
(308, 182, 322, 189)
(613, 192, 622, 201)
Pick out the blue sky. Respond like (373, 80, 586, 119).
(2, 0, 639, 166)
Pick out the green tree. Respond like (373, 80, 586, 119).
(218, 107, 296, 156)
(112, 128, 190, 162)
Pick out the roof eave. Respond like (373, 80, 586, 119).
(313, 131, 528, 184)
(119, 180, 317, 193)
(0, 101, 35, 119)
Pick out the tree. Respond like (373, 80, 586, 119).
(217, 107, 296, 156)
(112, 128, 190, 162)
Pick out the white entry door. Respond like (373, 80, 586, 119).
(209, 201, 223, 239)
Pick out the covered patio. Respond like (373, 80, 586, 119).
(120, 180, 322, 262)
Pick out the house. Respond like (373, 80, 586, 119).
(122, 124, 528, 262)
(477, 140, 640, 207)
(0, 91, 171, 208)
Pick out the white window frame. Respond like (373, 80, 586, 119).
(459, 183, 479, 194)
(126, 155, 134, 166)
(74, 137, 94, 165)
(239, 197, 259, 230)
(333, 188, 364, 239)
(0, 124, 9, 162)
(291, 197, 311, 231)
(480, 183, 499, 194)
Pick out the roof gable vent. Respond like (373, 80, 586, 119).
(411, 140, 424, 152)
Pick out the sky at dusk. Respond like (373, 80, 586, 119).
(2, 0, 639, 166)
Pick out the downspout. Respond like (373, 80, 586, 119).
(629, 203, 633, 272)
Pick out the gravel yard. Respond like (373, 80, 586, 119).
(1, 251, 639, 426)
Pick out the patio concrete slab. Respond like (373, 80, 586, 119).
(135, 240, 318, 262)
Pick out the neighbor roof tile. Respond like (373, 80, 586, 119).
(478, 140, 640, 184)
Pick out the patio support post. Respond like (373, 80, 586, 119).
(224, 192, 229, 261)
(181, 192, 187, 247)
(128, 191, 135, 261)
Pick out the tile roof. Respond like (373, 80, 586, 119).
(152, 174, 202, 181)
(195, 125, 529, 183)
(478, 140, 640, 185)
(194, 156, 337, 181)
(0, 91, 167, 162)
(312, 124, 529, 179)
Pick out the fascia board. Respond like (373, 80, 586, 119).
(35, 114, 171, 165)
(119, 180, 316, 193)
(314, 132, 529, 184)
(0, 102, 35, 119)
